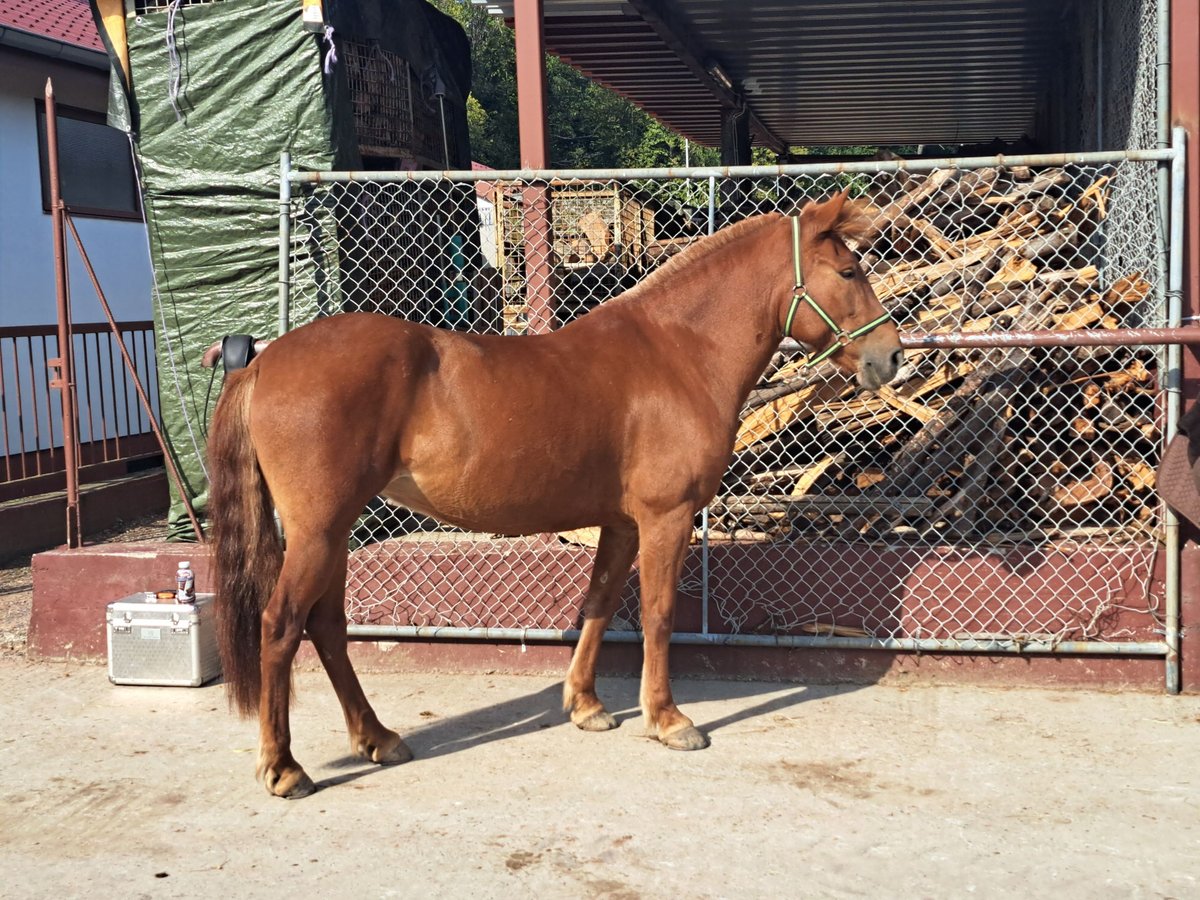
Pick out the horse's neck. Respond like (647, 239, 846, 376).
(637, 217, 787, 413)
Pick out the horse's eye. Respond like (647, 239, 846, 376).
(839, 269, 855, 280)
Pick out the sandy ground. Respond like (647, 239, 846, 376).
(1, 657, 1197, 899)
(4, 516, 1199, 896)
(0, 513, 171, 657)
(0, 557, 33, 656)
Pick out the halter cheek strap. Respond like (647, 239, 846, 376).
(786, 215, 892, 367)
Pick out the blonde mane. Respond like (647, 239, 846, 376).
(593, 212, 781, 312)
(570, 196, 871, 322)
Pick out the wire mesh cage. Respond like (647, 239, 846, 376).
(341, 38, 460, 168)
(485, 182, 668, 332)
(342, 40, 416, 159)
(286, 150, 1175, 651)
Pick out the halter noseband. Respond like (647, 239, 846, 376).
(785, 216, 892, 367)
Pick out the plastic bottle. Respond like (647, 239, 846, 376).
(175, 561, 195, 603)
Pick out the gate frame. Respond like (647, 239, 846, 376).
(280, 133, 1192, 691)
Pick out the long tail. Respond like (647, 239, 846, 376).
(209, 366, 282, 716)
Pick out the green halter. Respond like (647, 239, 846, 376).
(785, 216, 892, 367)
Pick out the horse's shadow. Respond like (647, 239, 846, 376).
(311, 676, 864, 790)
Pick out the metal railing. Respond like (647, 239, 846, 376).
(0, 320, 160, 501)
(281, 133, 1189, 690)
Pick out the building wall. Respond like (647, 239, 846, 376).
(0, 47, 151, 327)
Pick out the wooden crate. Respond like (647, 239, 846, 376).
(491, 182, 662, 330)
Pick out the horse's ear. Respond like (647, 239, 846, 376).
(804, 189, 872, 246)
(801, 190, 849, 235)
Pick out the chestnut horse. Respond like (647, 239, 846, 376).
(209, 191, 902, 797)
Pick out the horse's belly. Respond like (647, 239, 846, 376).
(381, 463, 610, 535)
(379, 473, 443, 521)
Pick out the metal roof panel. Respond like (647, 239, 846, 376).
(492, 0, 1066, 147)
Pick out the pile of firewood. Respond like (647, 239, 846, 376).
(714, 164, 1161, 544)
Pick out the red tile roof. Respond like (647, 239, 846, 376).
(0, 0, 103, 52)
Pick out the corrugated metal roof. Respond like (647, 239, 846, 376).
(0, 0, 102, 51)
(488, 0, 1067, 149)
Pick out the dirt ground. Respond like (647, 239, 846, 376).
(0, 513, 170, 657)
(0, 656, 1197, 898)
(4, 518, 1199, 896)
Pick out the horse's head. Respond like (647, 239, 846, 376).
(781, 191, 903, 391)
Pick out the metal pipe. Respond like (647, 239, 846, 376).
(895, 325, 1200, 351)
(64, 214, 206, 544)
(344, 623, 1168, 656)
(1158, 0, 1172, 155)
(513, 0, 549, 169)
(1156, 0, 1176, 693)
(521, 183, 556, 333)
(278, 151, 291, 335)
(289, 147, 1180, 185)
(1164, 126, 1187, 694)
(191, 326, 1200, 373)
(437, 95, 450, 169)
(45, 79, 80, 549)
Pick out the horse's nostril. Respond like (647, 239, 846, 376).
(889, 348, 905, 373)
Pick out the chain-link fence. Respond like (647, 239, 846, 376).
(281, 144, 1184, 663)
(1046, 0, 1161, 155)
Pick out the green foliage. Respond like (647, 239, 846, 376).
(429, 0, 719, 171)
(623, 119, 719, 169)
(431, 0, 518, 166)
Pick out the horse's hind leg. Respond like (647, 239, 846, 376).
(257, 528, 348, 798)
(563, 524, 638, 731)
(306, 548, 412, 766)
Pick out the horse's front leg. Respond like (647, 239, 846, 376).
(564, 524, 639, 731)
(636, 508, 710, 750)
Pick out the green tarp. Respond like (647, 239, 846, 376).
(89, 0, 470, 539)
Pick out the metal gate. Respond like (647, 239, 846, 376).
(280, 136, 1187, 689)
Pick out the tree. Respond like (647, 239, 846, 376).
(430, 0, 712, 170)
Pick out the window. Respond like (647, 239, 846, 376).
(35, 102, 141, 221)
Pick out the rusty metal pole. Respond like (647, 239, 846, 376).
(45, 79, 81, 548)
(514, 0, 556, 333)
(63, 214, 206, 544)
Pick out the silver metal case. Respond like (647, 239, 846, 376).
(106, 593, 221, 687)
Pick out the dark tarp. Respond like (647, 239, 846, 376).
(89, 0, 471, 539)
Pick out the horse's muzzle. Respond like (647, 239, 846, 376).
(858, 347, 905, 391)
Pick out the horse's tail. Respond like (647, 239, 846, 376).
(209, 366, 281, 717)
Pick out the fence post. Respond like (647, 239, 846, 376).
(1164, 127, 1187, 694)
(700, 175, 717, 635)
(522, 182, 556, 333)
(279, 151, 292, 335)
(45, 79, 81, 548)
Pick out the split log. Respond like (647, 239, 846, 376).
(982, 170, 1070, 206)
(790, 454, 845, 497)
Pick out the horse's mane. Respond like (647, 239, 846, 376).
(598, 213, 780, 310)
(575, 197, 871, 322)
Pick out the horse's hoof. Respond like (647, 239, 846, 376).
(356, 731, 413, 765)
(573, 709, 619, 732)
(264, 767, 316, 799)
(661, 725, 710, 751)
